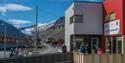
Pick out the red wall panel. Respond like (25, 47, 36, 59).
(103, 0, 123, 34)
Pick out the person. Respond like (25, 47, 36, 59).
(11, 48, 18, 58)
(80, 43, 86, 53)
(9, 49, 14, 58)
(97, 48, 103, 55)
(94, 44, 98, 53)
(86, 43, 91, 54)
(18, 48, 23, 57)
(62, 44, 67, 52)
(23, 48, 28, 57)
(27, 48, 32, 56)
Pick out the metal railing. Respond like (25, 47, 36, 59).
(0, 52, 72, 63)
(73, 52, 125, 63)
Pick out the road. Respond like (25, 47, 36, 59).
(0, 43, 60, 58)
(0, 51, 10, 58)
(39, 43, 59, 54)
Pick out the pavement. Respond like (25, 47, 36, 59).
(0, 43, 60, 58)
(0, 51, 10, 58)
(39, 43, 59, 54)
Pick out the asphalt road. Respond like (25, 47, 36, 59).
(39, 43, 59, 54)
(0, 43, 60, 58)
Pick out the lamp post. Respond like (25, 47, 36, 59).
(16, 40, 19, 48)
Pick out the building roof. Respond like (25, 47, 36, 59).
(0, 20, 26, 37)
(73, 1, 102, 4)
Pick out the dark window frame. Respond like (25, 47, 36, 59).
(70, 15, 83, 24)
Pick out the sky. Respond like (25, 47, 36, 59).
(0, 0, 102, 28)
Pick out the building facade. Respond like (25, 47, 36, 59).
(103, 0, 124, 54)
(0, 20, 30, 49)
(65, 1, 103, 52)
(65, 0, 125, 54)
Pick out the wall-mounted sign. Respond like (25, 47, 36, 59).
(104, 19, 120, 35)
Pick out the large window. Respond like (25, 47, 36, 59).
(110, 12, 116, 20)
(105, 12, 116, 22)
(70, 15, 83, 24)
(106, 36, 122, 54)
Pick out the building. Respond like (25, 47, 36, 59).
(65, 1, 103, 51)
(39, 17, 65, 45)
(103, 0, 124, 54)
(0, 20, 30, 50)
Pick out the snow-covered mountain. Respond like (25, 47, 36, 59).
(19, 21, 56, 35)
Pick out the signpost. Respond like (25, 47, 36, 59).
(16, 40, 19, 48)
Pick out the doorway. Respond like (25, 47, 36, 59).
(91, 38, 99, 52)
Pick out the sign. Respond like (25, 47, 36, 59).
(104, 19, 120, 35)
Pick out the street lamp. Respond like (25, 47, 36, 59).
(1, 23, 6, 58)
(16, 40, 19, 48)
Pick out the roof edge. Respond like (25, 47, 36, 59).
(73, 1, 102, 4)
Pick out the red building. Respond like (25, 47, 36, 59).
(103, 0, 124, 54)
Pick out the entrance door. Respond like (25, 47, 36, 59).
(116, 37, 122, 53)
(91, 38, 99, 51)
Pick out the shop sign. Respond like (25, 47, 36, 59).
(104, 19, 120, 35)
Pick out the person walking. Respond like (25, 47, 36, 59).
(62, 44, 67, 53)
(86, 43, 91, 54)
(9, 49, 14, 58)
(80, 43, 86, 53)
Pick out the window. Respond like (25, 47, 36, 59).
(106, 36, 122, 54)
(105, 14, 110, 21)
(113, 37, 116, 53)
(105, 12, 116, 22)
(75, 15, 83, 23)
(110, 12, 116, 21)
(70, 15, 83, 24)
(70, 16, 74, 24)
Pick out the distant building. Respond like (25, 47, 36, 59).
(39, 17, 65, 44)
(65, 1, 103, 51)
(0, 20, 30, 50)
(49, 17, 65, 31)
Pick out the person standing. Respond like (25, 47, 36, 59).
(62, 44, 67, 52)
(80, 43, 86, 53)
(86, 43, 91, 54)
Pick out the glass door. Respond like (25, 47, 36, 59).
(91, 38, 99, 52)
(116, 37, 122, 53)
(112, 37, 116, 53)
(106, 37, 112, 53)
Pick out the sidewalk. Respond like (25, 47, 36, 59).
(39, 43, 58, 54)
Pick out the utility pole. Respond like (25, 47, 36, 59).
(34, 0, 38, 51)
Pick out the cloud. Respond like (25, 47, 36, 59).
(5, 3, 32, 11)
(8, 19, 32, 25)
(0, 7, 6, 15)
(0, 3, 32, 15)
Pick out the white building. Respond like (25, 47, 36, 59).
(65, 1, 103, 52)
